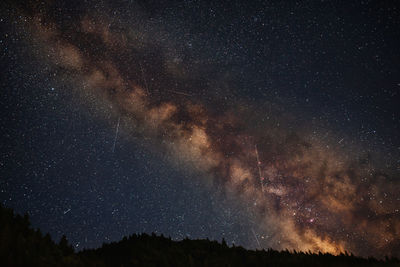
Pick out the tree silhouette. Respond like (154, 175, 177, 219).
(59, 234, 74, 256)
(1, 203, 399, 267)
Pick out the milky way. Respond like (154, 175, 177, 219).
(2, 0, 400, 258)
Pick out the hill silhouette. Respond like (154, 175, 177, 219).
(1, 204, 398, 267)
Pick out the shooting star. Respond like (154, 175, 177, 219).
(139, 62, 150, 95)
(112, 116, 121, 153)
(166, 89, 193, 97)
(63, 208, 71, 215)
(251, 228, 261, 249)
(255, 144, 264, 192)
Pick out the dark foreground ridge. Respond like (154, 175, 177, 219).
(1, 204, 398, 267)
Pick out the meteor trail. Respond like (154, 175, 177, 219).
(166, 89, 192, 96)
(112, 116, 120, 153)
(63, 208, 71, 214)
(139, 63, 150, 95)
(251, 228, 261, 249)
(255, 144, 264, 192)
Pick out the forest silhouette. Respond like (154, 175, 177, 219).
(1, 204, 398, 267)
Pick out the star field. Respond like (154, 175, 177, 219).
(1, 0, 399, 258)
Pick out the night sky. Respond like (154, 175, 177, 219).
(1, 0, 399, 258)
